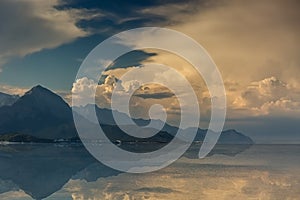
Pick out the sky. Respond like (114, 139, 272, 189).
(0, 0, 300, 143)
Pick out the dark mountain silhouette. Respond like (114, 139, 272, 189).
(0, 85, 254, 145)
(0, 86, 175, 143)
(0, 85, 77, 139)
(75, 104, 254, 145)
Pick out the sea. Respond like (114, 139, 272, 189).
(0, 143, 299, 200)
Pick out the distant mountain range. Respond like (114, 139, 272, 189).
(0, 85, 254, 144)
(0, 92, 19, 107)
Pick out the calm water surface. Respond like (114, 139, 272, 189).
(0, 144, 299, 200)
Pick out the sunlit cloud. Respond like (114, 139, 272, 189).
(230, 77, 300, 117)
(127, 0, 300, 123)
(0, 84, 28, 96)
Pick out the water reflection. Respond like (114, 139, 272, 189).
(61, 145, 299, 200)
(0, 144, 120, 200)
(0, 143, 253, 199)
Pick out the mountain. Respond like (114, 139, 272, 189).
(218, 129, 253, 144)
(0, 92, 19, 107)
(0, 86, 254, 199)
(0, 85, 254, 145)
(73, 104, 132, 125)
(0, 86, 174, 143)
(0, 85, 77, 139)
(76, 104, 254, 145)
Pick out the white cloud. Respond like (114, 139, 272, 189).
(72, 75, 122, 107)
(231, 77, 300, 117)
(241, 77, 288, 107)
(71, 77, 98, 106)
(122, 80, 141, 93)
(0, 0, 100, 68)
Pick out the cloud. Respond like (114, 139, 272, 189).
(71, 77, 98, 106)
(240, 77, 288, 108)
(0, 84, 29, 96)
(134, 91, 175, 99)
(231, 77, 300, 117)
(0, 0, 99, 68)
(139, 0, 300, 86)
(135, 0, 300, 104)
(115, 0, 300, 128)
(260, 99, 300, 116)
(71, 74, 182, 125)
(72, 75, 123, 107)
(134, 85, 175, 99)
(66, 1, 300, 142)
(104, 50, 157, 71)
(69, 0, 300, 136)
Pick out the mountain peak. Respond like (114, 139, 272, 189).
(22, 85, 62, 101)
(27, 85, 51, 94)
(0, 85, 75, 139)
(32, 84, 44, 90)
(15, 85, 70, 114)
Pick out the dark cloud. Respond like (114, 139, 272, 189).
(105, 50, 157, 71)
(55, 0, 218, 37)
(0, 0, 92, 67)
(134, 91, 175, 99)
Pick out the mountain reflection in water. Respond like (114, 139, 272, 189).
(3, 143, 291, 200)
